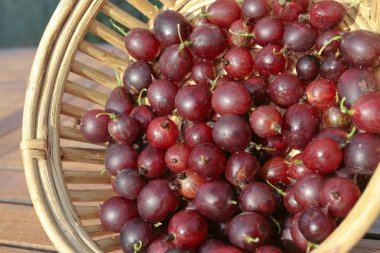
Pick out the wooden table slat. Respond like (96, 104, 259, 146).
(0, 170, 31, 204)
(0, 203, 56, 251)
(0, 246, 55, 253)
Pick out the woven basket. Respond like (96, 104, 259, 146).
(21, 0, 380, 252)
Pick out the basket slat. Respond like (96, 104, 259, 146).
(96, 236, 120, 252)
(85, 224, 117, 237)
(160, 0, 176, 8)
(78, 41, 127, 72)
(126, 0, 159, 20)
(88, 20, 126, 52)
(102, 1, 148, 29)
(65, 81, 108, 106)
(61, 147, 106, 164)
(75, 205, 101, 220)
(61, 102, 87, 119)
(177, 0, 215, 19)
(172, 0, 193, 12)
(71, 61, 118, 89)
(69, 189, 115, 202)
(64, 170, 111, 184)
(59, 126, 101, 146)
(374, 0, 380, 32)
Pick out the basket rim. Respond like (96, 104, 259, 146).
(21, 0, 380, 253)
(21, 0, 105, 252)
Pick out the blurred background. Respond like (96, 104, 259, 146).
(0, 0, 160, 47)
(0, 0, 59, 47)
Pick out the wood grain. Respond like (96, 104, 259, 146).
(71, 60, 118, 89)
(64, 81, 108, 106)
(88, 20, 126, 52)
(353, 240, 380, 253)
(0, 109, 23, 137)
(0, 170, 31, 204)
(0, 246, 55, 253)
(101, 1, 148, 29)
(78, 41, 127, 71)
(0, 203, 55, 251)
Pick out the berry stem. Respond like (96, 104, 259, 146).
(270, 216, 281, 233)
(177, 24, 191, 50)
(95, 112, 117, 121)
(250, 142, 276, 151)
(137, 88, 148, 106)
(273, 46, 287, 55)
(306, 242, 319, 253)
(340, 97, 347, 113)
(115, 70, 123, 87)
(346, 127, 356, 139)
(245, 236, 260, 244)
(109, 19, 128, 36)
(170, 110, 184, 142)
(178, 126, 185, 143)
(298, 13, 310, 22)
(133, 241, 143, 253)
(228, 29, 255, 37)
(339, 97, 353, 115)
(306, 242, 312, 253)
(278, 0, 292, 7)
(210, 73, 224, 91)
(266, 180, 286, 196)
(172, 109, 184, 122)
(153, 222, 163, 228)
(199, 7, 209, 17)
(316, 35, 342, 56)
(335, 49, 341, 58)
(293, 159, 303, 166)
(228, 200, 238, 205)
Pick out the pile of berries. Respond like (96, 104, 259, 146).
(79, 0, 380, 252)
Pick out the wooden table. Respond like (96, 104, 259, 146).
(0, 47, 380, 253)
